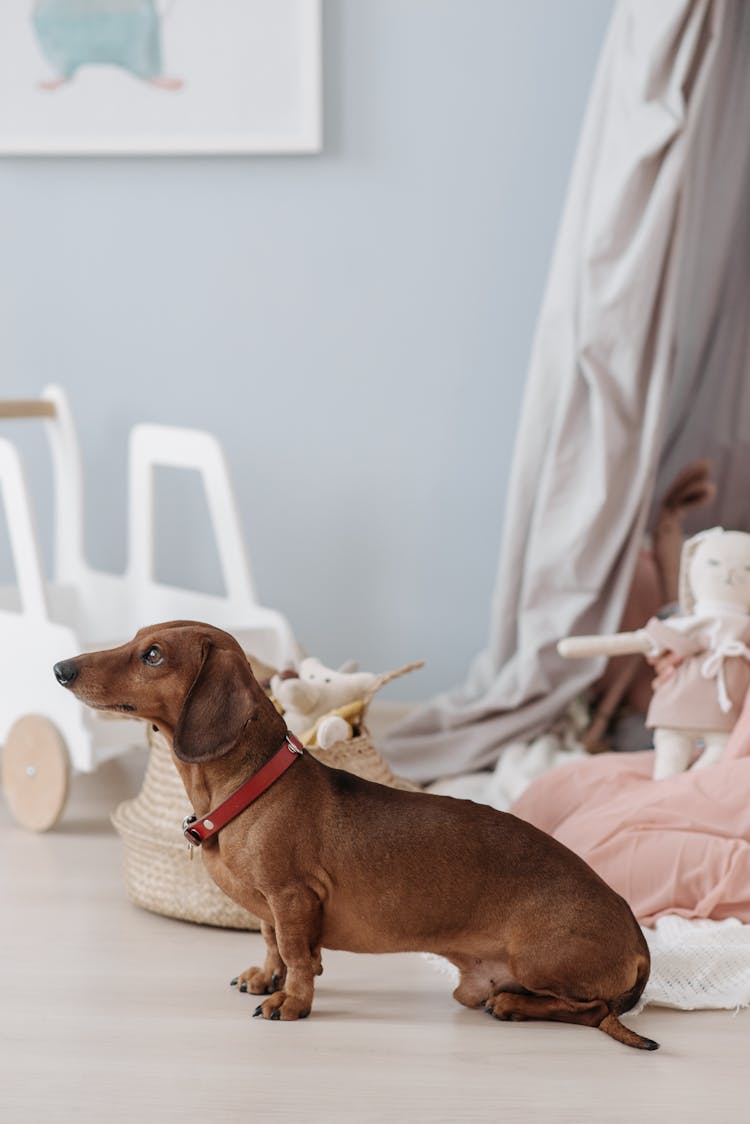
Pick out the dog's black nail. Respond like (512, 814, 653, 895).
(299, 1010, 310, 1019)
(230, 978, 238, 987)
(271, 973, 280, 991)
(240, 983, 247, 993)
(270, 1009, 281, 1021)
(253, 1005, 263, 1017)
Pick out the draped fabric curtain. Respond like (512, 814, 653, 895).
(385, 0, 750, 783)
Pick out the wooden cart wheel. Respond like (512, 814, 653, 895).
(1, 715, 70, 831)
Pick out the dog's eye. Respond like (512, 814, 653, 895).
(142, 645, 163, 667)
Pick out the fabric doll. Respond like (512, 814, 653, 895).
(581, 459, 715, 752)
(558, 528, 750, 779)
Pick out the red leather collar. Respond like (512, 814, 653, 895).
(182, 733, 304, 847)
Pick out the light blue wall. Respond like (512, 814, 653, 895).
(0, 0, 612, 698)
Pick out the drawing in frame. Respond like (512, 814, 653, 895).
(0, 0, 321, 155)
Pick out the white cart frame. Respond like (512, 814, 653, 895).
(0, 386, 298, 827)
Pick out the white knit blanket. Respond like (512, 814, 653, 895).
(639, 915, 750, 1011)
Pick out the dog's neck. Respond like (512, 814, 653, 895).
(169, 721, 290, 818)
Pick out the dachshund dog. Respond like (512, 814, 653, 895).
(54, 621, 657, 1049)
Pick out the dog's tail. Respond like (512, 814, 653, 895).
(599, 952, 659, 1050)
(598, 1012, 659, 1051)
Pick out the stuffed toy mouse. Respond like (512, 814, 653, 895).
(271, 658, 379, 749)
(558, 528, 750, 779)
(271, 657, 424, 750)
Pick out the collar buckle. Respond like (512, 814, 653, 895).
(182, 813, 202, 847)
(286, 734, 304, 755)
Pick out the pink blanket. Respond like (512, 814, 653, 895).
(511, 691, 750, 925)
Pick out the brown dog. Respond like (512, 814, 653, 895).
(54, 621, 657, 1049)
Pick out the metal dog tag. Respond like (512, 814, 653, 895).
(183, 812, 199, 859)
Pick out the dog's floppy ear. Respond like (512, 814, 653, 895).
(173, 639, 251, 763)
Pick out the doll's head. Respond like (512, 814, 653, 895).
(680, 528, 750, 614)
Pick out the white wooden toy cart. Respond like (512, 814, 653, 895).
(0, 386, 299, 831)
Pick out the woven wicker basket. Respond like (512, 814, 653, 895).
(309, 726, 420, 791)
(111, 729, 260, 930)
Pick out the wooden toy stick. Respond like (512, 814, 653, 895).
(557, 632, 651, 659)
(0, 400, 57, 419)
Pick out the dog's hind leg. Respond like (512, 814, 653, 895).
(486, 991, 606, 1025)
(485, 992, 658, 1050)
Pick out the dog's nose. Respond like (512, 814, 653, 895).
(54, 660, 79, 687)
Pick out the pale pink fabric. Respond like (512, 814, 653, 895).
(511, 696, 750, 924)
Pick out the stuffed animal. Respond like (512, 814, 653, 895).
(271, 658, 378, 749)
(270, 658, 424, 750)
(558, 528, 750, 779)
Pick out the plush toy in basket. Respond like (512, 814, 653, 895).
(558, 528, 750, 779)
(270, 657, 423, 791)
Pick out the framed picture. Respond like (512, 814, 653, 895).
(0, 0, 321, 155)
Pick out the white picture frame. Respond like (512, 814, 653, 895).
(0, 0, 322, 155)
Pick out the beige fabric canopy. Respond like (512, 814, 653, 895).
(386, 0, 750, 782)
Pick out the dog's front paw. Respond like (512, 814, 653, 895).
(252, 991, 311, 1021)
(230, 967, 285, 996)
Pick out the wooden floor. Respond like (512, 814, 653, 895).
(2, 745, 748, 1124)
